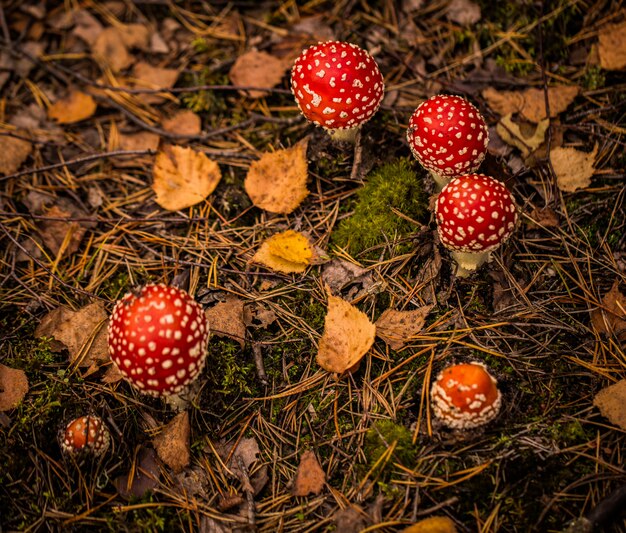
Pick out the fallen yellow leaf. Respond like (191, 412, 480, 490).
(245, 141, 309, 214)
(496, 114, 549, 157)
(402, 516, 458, 533)
(593, 380, 626, 431)
(229, 49, 289, 98)
(317, 292, 376, 374)
(253, 230, 313, 273)
(48, 90, 97, 124)
(482, 86, 579, 123)
(551, 144, 597, 192)
(152, 145, 222, 210)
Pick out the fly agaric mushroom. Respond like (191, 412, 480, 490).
(435, 174, 518, 277)
(407, 94, 489, 190)
(291, 41, 384, 143)
(61, 415, 110, 456)
(108, 284, 210, 397)
(431, 362, 501, 429)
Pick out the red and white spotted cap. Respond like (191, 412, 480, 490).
(431, 362, 501, 429)
(407, 94, 488, 179)
(291, 41, 384, 133)
(435, 174, 517, 254)
(61, 415, 110, 456)
(108, 284, 210, 396)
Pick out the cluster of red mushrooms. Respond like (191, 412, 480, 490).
(61, 40, 515, 456)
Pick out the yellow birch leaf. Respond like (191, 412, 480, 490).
(551, 144, 598, 192)
(245, 141, 309, 214)
(48, 90, 97, 124)
(152, 145, 222, 210)
(317, 293, 376, 374)
(253, 231, 312, 273)
(402, 516, 458, 533)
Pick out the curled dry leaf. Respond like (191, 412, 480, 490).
(48, 90, 97, 124)
(317, 292, 376, 374)
(253, 230, 313, 274)
(35, 302, 109, 369)
(152, 145, 222, 211)
(402, 516, 458, 533)
(229, 49, 289, 98)
(205, 298, 246, 348)
(153, 411, 191, 473)
(292, 450, 325, 496)
(0, 136, 32, 175)
(0, 364, 29, 411)
(593, 380, 626, 431)
(598, 20, 626, 71)
(245, 141, 309, 214)
(551, 144, 598, 192)
(590, 281, 626, 340)
(482, 86, 579, 123)
(375, 305, 433, 351)
(496, 114, 549, 158)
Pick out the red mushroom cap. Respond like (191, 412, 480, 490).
(407, 94, 488, 178)
(435, 174, 518, 253)
(431, 362, 501, 429)
(108, 284, 210, 396)
(291, 41, 384, 131)
(61, 415, 110, 456)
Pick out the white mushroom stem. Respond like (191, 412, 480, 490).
(450, 250, 492, 278)
(430, 170, 452, 192)
(327, 126, 359, 143)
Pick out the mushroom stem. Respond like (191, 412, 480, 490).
(450, 250, 492, 277)
(429, 170, 451, 192)
(327, 126, 359, 143)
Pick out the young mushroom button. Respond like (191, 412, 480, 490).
(407, 94, 489, 190)
(291, 41, 384, 143)
(435, 174, 518, 277)
(61, 415, 110, 457)
(431, 363, 501, 429)
(108, 284, 210, 396)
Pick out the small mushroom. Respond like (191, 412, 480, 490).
(430, 362, 501, 429)
(108, 284, 210, 397)
(407, 94, 489, 190)
(61, 415, 110, 456)
(435, 174, 518, 277)
(291, 41, 385, 143)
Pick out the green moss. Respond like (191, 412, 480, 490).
(206, 339, 256, 397)
(331, 159, 428, 259)
(364, 420, 416, 472)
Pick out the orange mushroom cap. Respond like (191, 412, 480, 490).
(430, 362, 501, 429)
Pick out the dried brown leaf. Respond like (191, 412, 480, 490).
(590, 281, 626, 340)
(205, 298, 246, 348)
(152, 145, 222, 210)
(483, 86, 579, 123)
(114, 447, 161, 500)
(91, 27, 132, 71)
(0, 364, 29, 411)
(153, 411, 191, 473)
(321, 258, 372, 293)
(132, 62, 179, 104)
(35, 302, 109, 368)
(37, 204, 88, 258)
(292, 450, 325, 496)
(375, 305, 433, 350)
(0, 136, 32, 175)
(317, 293, 376, 374)
(445, 0, 481, 25)
(245, 141, 309, 214)
(118, 23, 150, 51)
(161, 110, 201, 136)
(496, 114, 548, 157)
(229, 49, 288, 98)
(48, 90, 97, 124)
(551, 144, 597, 192)
(118, 131, 160, 152)
(598, 20, 626, 71)
(593, 380, 626, 431)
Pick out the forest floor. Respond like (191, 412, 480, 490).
(0, 0, 625, 532)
